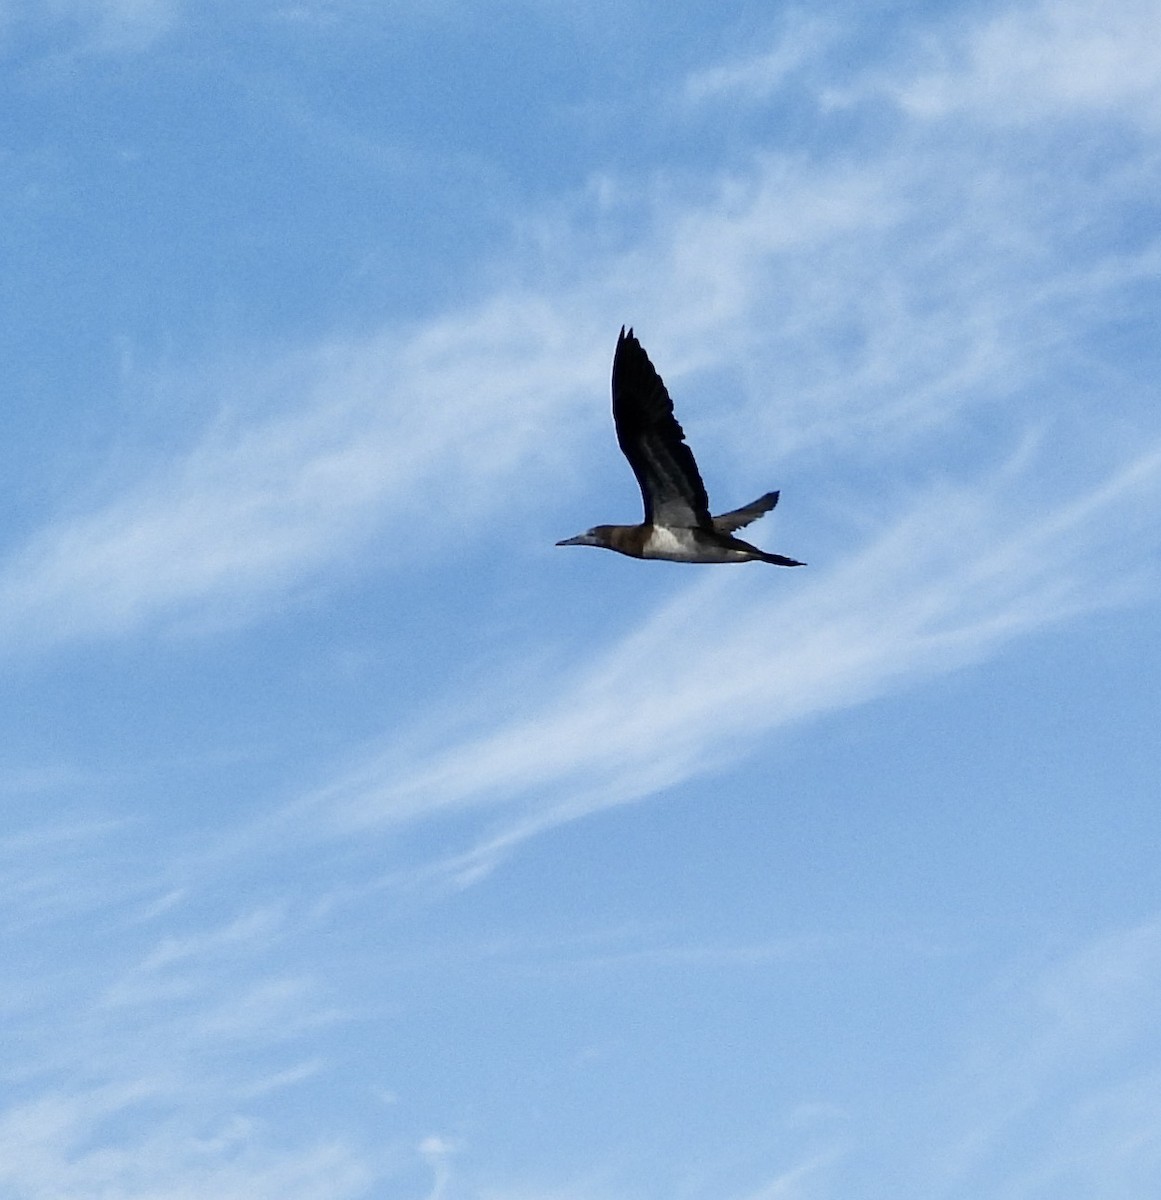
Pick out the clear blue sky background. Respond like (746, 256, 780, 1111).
(2, 1, 1160, 1196)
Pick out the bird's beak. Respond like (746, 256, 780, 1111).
(555, 534, 594, 547)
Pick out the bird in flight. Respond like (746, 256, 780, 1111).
(557, 327, 805, 566)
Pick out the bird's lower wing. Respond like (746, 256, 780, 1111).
(711, 490, 779, 533)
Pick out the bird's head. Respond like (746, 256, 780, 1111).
(555, 526, 613, 549)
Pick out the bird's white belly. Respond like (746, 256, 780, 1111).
(643, 526, 691, 558)
(643, 526, 740, 562)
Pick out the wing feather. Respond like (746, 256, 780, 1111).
(712, 491, 779, 534)
(611, 328, 711, 528)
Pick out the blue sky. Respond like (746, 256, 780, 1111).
(2, 0, 1161, 1196)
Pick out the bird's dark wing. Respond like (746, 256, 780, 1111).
(612, 327, 711, 528)
(712, 490, 779, 534)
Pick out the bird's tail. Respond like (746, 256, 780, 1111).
(755, 550, 806, 567)
(713, 529, 805, 566)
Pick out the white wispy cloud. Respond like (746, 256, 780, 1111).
(734, 1151, 843, 1200)
(300, 438, 1161, 883)
(0, 303, 604, 651)
(891, 0, 1161, 125)
(0, 816, 144, 935)
(442, 918, 1161, 1198)
(4, 135, 1152, 655)
(0, 1, 1154, 1196)
(911, 919, 1161, 1198)
(0, 876, 372, 1195)
(682, 13, 833, 105)
(1, 0, 1156, 655)
(4, 0, 181, 55)
(0, 1083, 372, 1200)
(98, 905, 289, 1009)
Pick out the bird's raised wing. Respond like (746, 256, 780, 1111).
(612, 327, 711, 529)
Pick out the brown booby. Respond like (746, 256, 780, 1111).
(557, 327, 805, 566)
